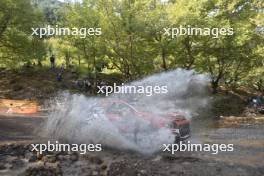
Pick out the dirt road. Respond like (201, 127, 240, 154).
(0, 115, 263, 176)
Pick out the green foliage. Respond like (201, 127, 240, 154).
(0, 0, 47, 68)
(0, 0, 263, 92)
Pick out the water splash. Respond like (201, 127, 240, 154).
(42, 69, 209, 154)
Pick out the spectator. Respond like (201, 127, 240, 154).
(249, 93, 263, 107)
(60, 64, 65, 73)
(57, 72, 62, 82)
(76, 79, 84, 89)
(255, 93, 263, 106)
(84, 79, 92, 91)
(55, 64, 65, 82)
(50, 55, 55, 69)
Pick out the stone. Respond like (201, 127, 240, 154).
(92, 170, 99, 175)
(25, 152, 38, 162)
(10, 158, 25, 169)
(0, 163, 6, 170)
(43, 155, 57, 163)
(37, 152, 43, 160)
(29, 155, 38, 162)
(70, 153, 79, 162)
(101, 164, 107, 170)
(90, 156, 103, 165)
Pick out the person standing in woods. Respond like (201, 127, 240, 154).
(50, 55, 55, 69)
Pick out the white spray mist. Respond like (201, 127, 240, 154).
(42, 69, 209, 154)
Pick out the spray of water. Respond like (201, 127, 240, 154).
(42, 69, 209, 154)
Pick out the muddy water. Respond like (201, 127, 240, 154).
(0, 115, 264, 176)
(191, 117, 264, 168)
(0, 116, 44, 144)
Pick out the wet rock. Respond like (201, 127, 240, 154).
(10, 158, 25, 169)
(1, 144, 27, 156)
(108, 161, 138, 176)
(140, 169, 147, 173)
(216, 167, 222, 172)
(92, 170, 99, 175)
(55, 151, 68, 156)
(90, 156, 103, 165)
(29, 155, 38, 162)
(182, 161, 191, 165)
(43, 155, 57, 163)
(6, 156, 17, 163)
(56, 154, 69, 161)
(236, 167, 247, 175)
(0, 145, 7, 153)
(24, 164, 62, 176)
(207, 162, 217, 167)
(25, 151, 33, 158)
(70, 153, 79, 162)
(0, 163, 7, 170)
(152, 155, 162, 162)
(170, 170, 180, 175)
(37, 152, 43, 160)
(12, 84, 23, 91)
(25, 152, 38, 162)
(138, 169, 147, 175)
(101, 164, 107, 170)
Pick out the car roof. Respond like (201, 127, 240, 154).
(102, 98, 139, 112)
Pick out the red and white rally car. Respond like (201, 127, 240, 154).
(100, 99, 190, 143)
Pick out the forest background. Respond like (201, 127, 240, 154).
(0, 0, 263, 93)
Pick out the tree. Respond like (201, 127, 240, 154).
(0, 0, 47, 68)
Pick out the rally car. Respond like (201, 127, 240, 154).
(101, 99, 190, 143)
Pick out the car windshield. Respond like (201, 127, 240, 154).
(107, 102, 135, 115)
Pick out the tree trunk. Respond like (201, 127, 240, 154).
(93, 48, 97, 93)
(161, 48, 167, 70)
(78, 55, 81, 68)
(211, 81, 219, 94)
(65, 51, 70, 68)
(184, 36, 195, 70)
